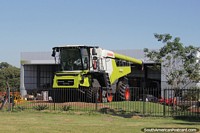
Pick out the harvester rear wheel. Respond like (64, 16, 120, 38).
(116, 79, 130, 101)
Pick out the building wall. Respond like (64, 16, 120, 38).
(22, 64, 59, 93)
(24, 65, 37, 90)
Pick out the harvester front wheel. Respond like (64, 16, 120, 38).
(86, 87, 97, 103)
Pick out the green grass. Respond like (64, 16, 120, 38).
(0, 111, 199, 133)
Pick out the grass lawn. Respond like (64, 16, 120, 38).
(0, 111, 199, 133)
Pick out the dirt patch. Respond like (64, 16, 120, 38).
(21, 101, 101, 108)
(131, 115, 142, 119)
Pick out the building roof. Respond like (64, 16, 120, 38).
(21, 49, 153, 65)
(21, 52, 55, 65)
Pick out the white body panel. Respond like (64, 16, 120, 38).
(89, 48, 115, 77)
(101, 49, 114, 77)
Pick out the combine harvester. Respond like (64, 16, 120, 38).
(51, 45, 143, 102)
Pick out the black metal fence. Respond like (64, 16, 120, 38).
(163, 88, 200, 118)
(1, 87, 199, 118)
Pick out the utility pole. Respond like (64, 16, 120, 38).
(6, 81, 11, 111)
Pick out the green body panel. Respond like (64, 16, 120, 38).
(53, 71, 90, 89)
(110, 59, 131, 84)
(79, 76, 90, 87)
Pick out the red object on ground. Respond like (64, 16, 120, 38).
(124, 88, 130, 101)
(159, 98, 174, 105)
(107, 94, 113, 102)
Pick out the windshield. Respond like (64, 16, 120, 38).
(60, 47, 89, 71)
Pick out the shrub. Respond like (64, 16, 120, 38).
(33, 105, 48, 111)
(99, 107, 116, 114)
(15, 106, 26, 111)
(60, 105, 71, 111)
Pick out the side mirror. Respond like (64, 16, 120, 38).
(93, 56, 97, 60)
(52, 49, 56, 57)
(92, 48, 97, 55)
(84, 57, 88, 63)
(56, 48, 59, 52)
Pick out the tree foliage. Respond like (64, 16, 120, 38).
(144, 33, 200, 89)
(0, 62, 20, 91)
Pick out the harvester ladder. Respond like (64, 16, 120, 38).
(104, 73, 113, 90)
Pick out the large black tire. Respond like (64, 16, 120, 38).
(116, 78, 131, 101)
(86, 87, 97, 103)
(86, 78, 101, 103)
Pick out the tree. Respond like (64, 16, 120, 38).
(144, 33, 200, 90)
(0, 62, 20, 91)
(0, 62, 9, 69)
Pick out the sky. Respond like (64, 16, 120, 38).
(0, 0, 200, 67)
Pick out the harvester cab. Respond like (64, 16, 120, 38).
(51, 45, 99, 89)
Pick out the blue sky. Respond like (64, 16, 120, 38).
(0, 0, 200, 67)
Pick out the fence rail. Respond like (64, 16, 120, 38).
(0, 87, 199, 118)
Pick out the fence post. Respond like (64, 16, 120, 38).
(12, 88, 15, 111)
(53, 90, 56, 110)
(95, 88, 98, 111)
(143, 87, 145, 116)
(163, 89, 166, 117)
(6, 81, 11, 112)
(198, 89, 200, 118)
